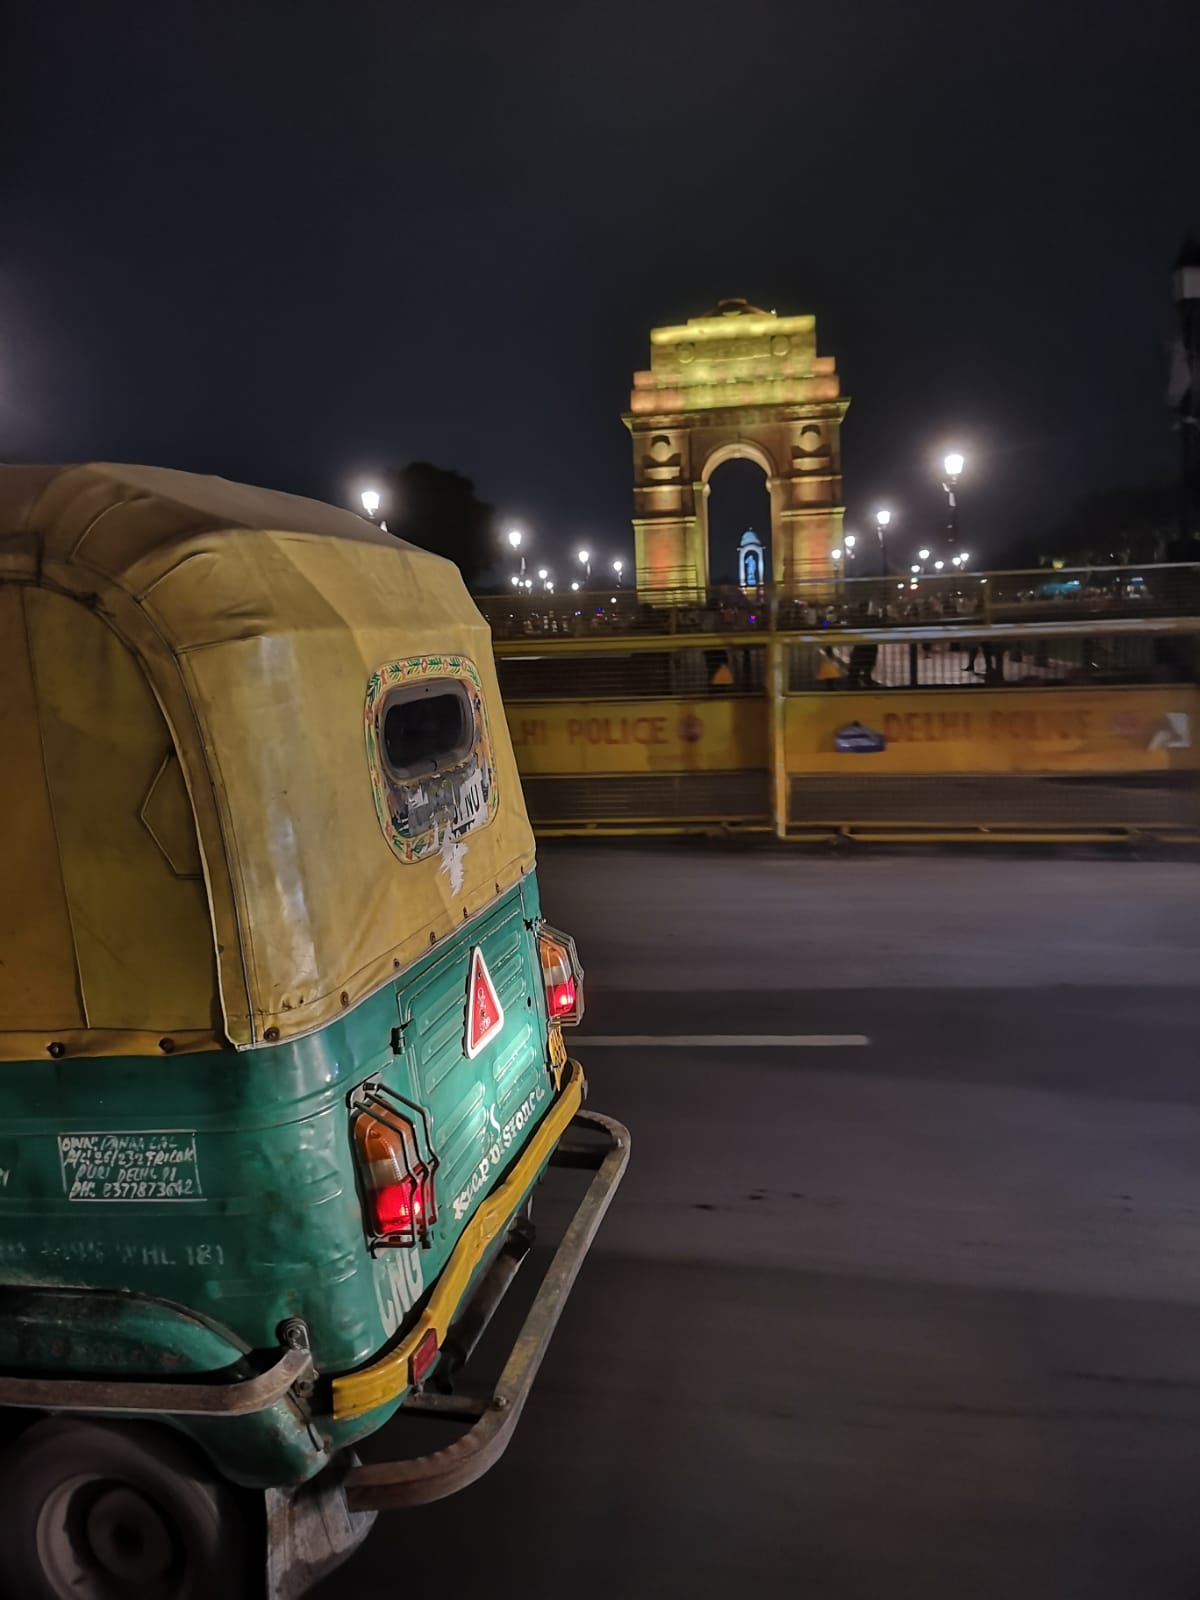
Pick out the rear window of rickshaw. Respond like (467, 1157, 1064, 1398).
(365, 656, 499, 865)
(382, 682, 473, 779)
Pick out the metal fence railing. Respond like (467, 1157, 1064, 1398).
(488, 583, 1200, 841)
(788, 630, 1199, 691)
(478, 564, 1200, 642)
(497, 646, 767, 701)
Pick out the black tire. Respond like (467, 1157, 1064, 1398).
(0, 1417, 253, 1600)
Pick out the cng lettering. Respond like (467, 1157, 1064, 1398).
(375, 1248, 424, 1339)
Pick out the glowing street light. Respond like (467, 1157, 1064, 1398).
(959, 551, 971, 567)
(612, 557, 624, 586)
(831, 547, 844, 562)
(934, 559, 945, 571)
(570, 581, 580, 592)
(875, 507, 893, 575)
(911, 563, 921, 574)
(505, 526, 526, 577)
(360, 488, 381, 520)
(510, 574, 520, 587)
(942, 450, 966, 551)
(577, 547, 592, 581)
(918, 548, 931, 562)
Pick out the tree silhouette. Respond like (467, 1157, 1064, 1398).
(382, 462, 497, 585)
(1001, 463, 1200, 568)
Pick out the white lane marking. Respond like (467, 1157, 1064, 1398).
(573, 1034, 870, 1048)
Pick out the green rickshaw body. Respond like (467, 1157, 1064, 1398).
(0, 464, 619, 1515)
(0, 876, 557, 1488)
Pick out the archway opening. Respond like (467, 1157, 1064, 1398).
(704, 457, 771, 587)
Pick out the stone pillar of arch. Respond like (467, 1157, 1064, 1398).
(623, 298, 849, 595)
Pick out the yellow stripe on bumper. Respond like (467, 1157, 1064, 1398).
(333, 1060, 587, 1421)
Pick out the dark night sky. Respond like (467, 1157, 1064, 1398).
(3, 0, 1197, 573)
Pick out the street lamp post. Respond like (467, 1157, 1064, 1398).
(942, 451, 965, 553)
(875, 508, 892, 576)
(577, 548, 591, 583)
(612, 558, 624, 587)
(506, 527, 526, 578)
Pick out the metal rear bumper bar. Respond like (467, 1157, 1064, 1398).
(0, 1339, 313, 1417)
(343, 1105, 629, 1511)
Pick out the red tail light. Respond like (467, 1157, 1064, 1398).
(538, 923, 584, 1027)
(352, 1084, 439, 1248)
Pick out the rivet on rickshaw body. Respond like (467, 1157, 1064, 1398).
(47, 1041, 65, 1059)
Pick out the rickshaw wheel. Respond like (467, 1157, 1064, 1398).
(0, 1417, 252, 1600)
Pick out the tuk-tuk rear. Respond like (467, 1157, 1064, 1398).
(0, 464, 627, 1598)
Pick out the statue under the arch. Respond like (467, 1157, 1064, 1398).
(738, 528, 765, 591)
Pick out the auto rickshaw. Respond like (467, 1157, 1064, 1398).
(0, 463, 628, 1598)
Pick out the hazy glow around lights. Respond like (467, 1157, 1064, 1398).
(361, 489, 381, 515)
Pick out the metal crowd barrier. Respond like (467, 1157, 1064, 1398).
(487, 567, 1200, 843)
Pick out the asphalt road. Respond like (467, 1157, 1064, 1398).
(321, 847, 1200, 1600)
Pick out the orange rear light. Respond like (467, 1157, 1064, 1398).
(352, 1083, 439, 1249)
(538, 923, 584, 1027)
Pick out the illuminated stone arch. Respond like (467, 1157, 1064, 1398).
(623, 298, 849, 593)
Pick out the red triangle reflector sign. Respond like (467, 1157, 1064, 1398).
(465, 947, 504, 1060)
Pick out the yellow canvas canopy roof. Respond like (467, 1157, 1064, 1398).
(0, 463, 533, 1058)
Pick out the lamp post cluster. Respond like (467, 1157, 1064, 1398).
(352, 487, 626, 595)
(502, 533, 625, 595)
(841, 451, 971, 587)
